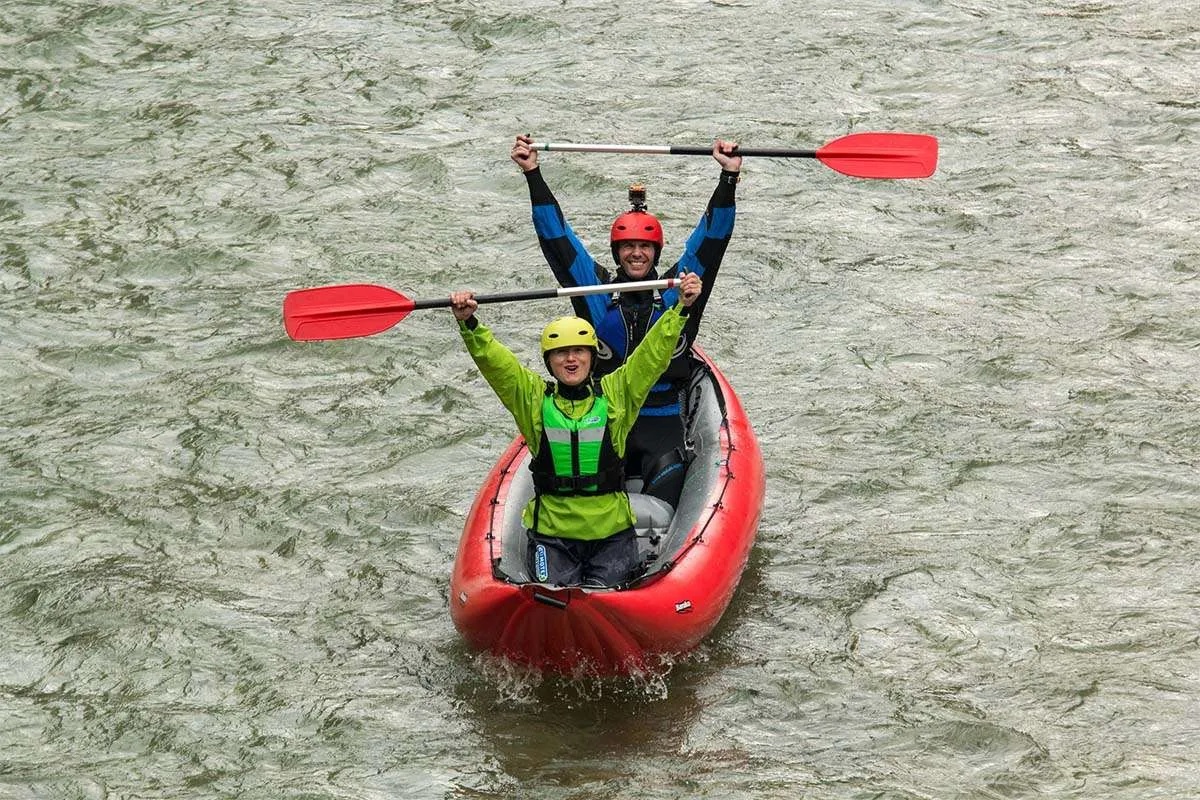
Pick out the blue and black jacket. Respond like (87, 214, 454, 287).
(522, 167, 737, 416)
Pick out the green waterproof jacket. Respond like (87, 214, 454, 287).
(458, 304, 688, 540)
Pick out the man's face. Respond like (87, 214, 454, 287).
(616, 240, 657, 278)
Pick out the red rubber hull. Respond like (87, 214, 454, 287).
(449, 349, 764, 676)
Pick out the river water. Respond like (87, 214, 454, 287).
(2, 1, 1198, 798)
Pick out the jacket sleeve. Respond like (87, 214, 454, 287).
(458, 319, 547, 448)
(660, 171, 738, 337)
(600, 305, 688, 444)
(523, 167, 611, 324)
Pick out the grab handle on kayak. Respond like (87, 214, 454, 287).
(531, 590, 569, 610)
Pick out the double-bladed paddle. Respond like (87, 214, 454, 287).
(530, 131, 938, 179)
(284, 279, 679, 341)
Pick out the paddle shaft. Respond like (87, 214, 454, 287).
(414, 278, 676, 311)
(532, 143, 818, 158)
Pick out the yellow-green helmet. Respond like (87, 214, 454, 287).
(540, 316, 598, 355)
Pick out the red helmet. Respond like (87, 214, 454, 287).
(610, 184, 663, 268)
(609, 211, 663, 249)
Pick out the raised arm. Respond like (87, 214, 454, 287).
(452, 290, 548, 445)
(511, 134, 609, 324)
(661, 139, 741, 333)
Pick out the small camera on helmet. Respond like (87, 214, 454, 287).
(627, 184, 647, 212)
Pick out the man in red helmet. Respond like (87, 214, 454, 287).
(511, 134, 741, 508)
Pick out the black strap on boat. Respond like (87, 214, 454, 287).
(531, 590, 570, 609)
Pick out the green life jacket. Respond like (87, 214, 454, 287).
(530, 383, 625, 496)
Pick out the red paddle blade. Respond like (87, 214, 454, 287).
(816, 132, 939, 179)
(283, 283, 414, 341)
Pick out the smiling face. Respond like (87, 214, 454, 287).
(615, 240, 658, 279)
(546, 346, 594, 386)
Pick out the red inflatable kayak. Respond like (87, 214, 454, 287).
(449, 347, 764, 676)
